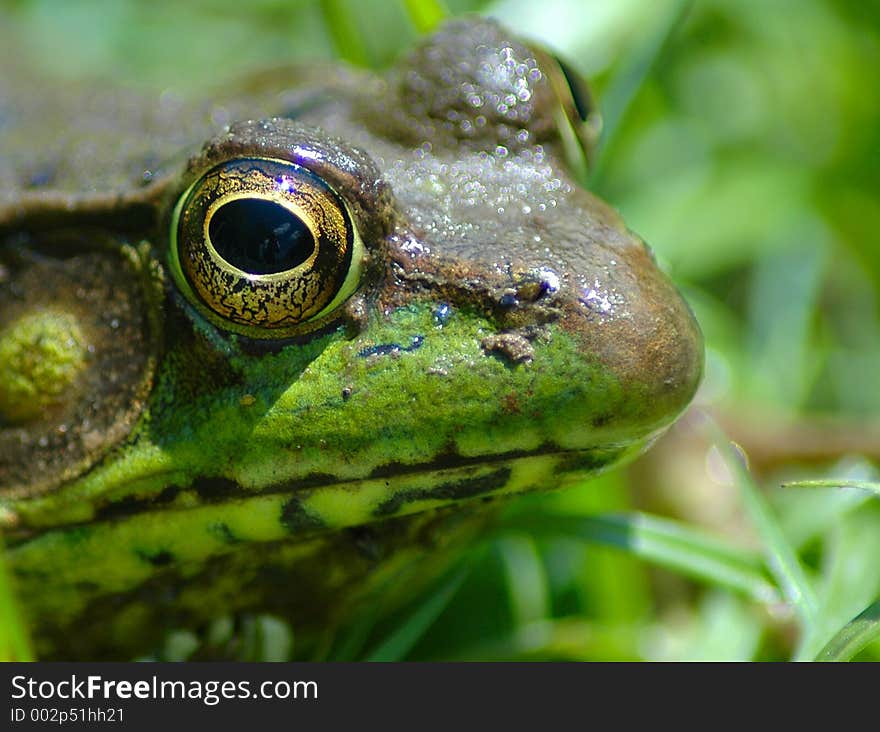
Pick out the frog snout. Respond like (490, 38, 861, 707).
(553, 241, 704, 439)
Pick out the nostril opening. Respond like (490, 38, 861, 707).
(513, 266, 561, 303)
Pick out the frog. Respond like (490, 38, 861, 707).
(0, 17, 703, 660)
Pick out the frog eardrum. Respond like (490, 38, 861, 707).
(170, 157, 364, 336)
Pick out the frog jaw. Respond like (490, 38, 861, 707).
(5, 293, 691, 531)
(3, 298, 668, 659)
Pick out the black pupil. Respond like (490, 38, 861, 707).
(208, 198, 315, 274)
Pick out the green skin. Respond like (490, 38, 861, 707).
(0, 18, 703, 659)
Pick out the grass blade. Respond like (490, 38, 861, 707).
(589, 0, 693, 185)
(501, 512, 779, 605)
(0, 541, 34, 661)
(364, 565, 469, 661)
(782, 479, 880, 497)
(319, 0, 373, 67)
(403, 0, 448, 33)
(815, 600, 880, 661)
(710, 425, 819, 629)
(446, 617, 641, 661)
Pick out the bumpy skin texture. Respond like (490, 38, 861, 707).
(0, 18, 703, 659)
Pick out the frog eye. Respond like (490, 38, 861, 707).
(536, 50, 603, 179)
(170, 158, 363, 336)
(554, 56, 595, 125)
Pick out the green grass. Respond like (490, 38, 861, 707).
(0, 537, 34, 662)
(817, 601, 880, 662)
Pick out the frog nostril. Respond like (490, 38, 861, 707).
(513, 266, 561, 303)
(498, 292, 518, 308)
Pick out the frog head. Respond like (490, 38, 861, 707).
(0, 18, 702, 659)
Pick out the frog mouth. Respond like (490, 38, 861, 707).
(117, 441, 641, 529)
(5, 442, 643, 547)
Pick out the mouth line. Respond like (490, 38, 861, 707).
(5, 442, 631, 546)
(187, 441, 625, 501)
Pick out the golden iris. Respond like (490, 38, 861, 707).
(170, 158, 363, 334)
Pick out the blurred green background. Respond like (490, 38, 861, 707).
(3, 0, 879, 660)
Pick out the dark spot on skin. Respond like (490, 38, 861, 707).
(358, 334, 424, 358)
(498, 293, 518, 308)
(152, 484, 184, 505)
(280, 497, 325, 533)
(341, 386, 352, 401)
(94, 485, 181, 521)
(193, 477, 241, 501)
(373, 466, 512, 517)
(208, 522, 241, 544)
(136, 549, 175, 567)
(592, 413, 613, 428)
